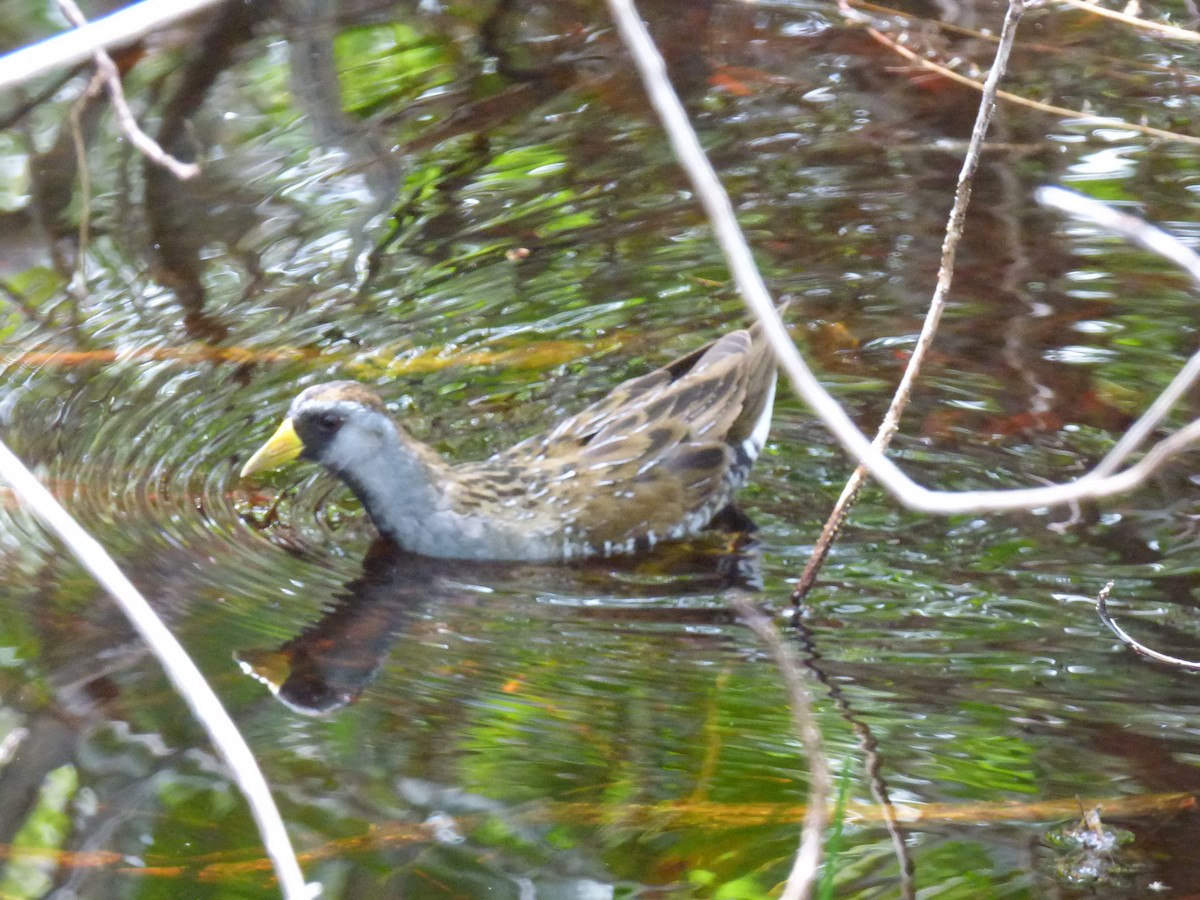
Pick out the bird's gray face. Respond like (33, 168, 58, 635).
(290, 397, 348, 464)
(289, 391, 394, 475)
(240, 382, 393, 480)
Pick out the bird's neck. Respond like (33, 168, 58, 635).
(329, 430, 452, 545)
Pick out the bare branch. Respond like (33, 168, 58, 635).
(1096, 582, 1200, 671)
(1037, 187, 1200, 285)
(56, 0, 199, 180)
(795, 0, 1027, 602)
(0, 0, 228, 92)
(1054, 0, 1200, 43)
(0, 438, 318, 899)
(1038, 187, 1200, 479)
(866, 26, 1200, 147)
(606, 0, 1200, 517)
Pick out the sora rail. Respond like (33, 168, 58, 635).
(241, 320, 779, 561)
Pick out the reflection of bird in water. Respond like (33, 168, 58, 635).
(240, 318, 778, 560)
(236, 540, 438, 715)
(237, 538, 764, 715)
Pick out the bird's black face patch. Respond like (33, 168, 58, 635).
(294, 409, 345, 461)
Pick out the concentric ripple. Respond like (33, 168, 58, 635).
(0, 340, 371, 614)
(0, 304, 614, 610)
(0, 287, 726, 629)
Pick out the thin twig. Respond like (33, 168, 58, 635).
(1054, 0, 1200, 42)
(1037, 187, 1200, 283)
(866, 27, 1200, 147)
(56, 0, 200, 180)
(1037, 188, 1200, 479)
(794, 0, 1028, 603)
(0, 438, 317, 899)
(852, 0, 1193, 77)
(0, 0, 228, 92)
(731, 596, 830, 900)
(1096, 581, 1200, 671)
(606, 0, 1200, 517)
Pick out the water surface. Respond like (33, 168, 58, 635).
(1, 0, 1200, 896)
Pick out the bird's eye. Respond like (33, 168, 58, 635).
(316, 412, 342, 433)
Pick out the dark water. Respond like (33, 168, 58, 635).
(2, 0, 1200, 896)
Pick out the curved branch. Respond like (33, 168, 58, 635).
(0, 439, 317, 899)
(0, 0, 228, 91)
(1096, 582, 1200, 671)
(605, 0, 1200, 517)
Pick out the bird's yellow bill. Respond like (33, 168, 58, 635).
(240, 418, 302, 478)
